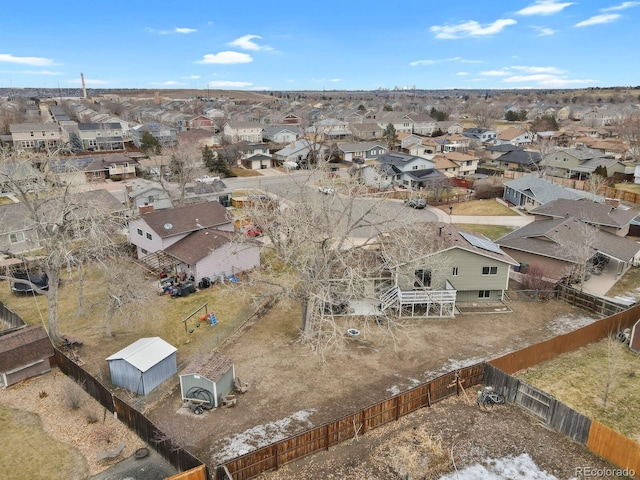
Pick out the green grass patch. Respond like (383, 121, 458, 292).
(455, 224, 516, 241)
(0, 405, 88, 479)
(439, 199, 519, 216)
(517, 339, 640, 441)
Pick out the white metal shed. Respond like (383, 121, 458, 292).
(106, 337, 177, 395)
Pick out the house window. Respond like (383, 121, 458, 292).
(9, 232, 25, 243)
(30, 131, 34, 137)
(452, 267, 459, 276)
(146, 232, 152, 240)
(414, 269, 431, 288)
(21, 140, 35, 148)
(479, 290, 491, 298)
(92, 171, 102, 178)
(482, 266, 498, 275)
(141, 248, 148, 255)
(137, 228, 143, 236)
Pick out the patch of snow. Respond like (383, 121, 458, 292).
(438, 453, 572, 480)
(546, 314, 597, 335)
(210, 409, 316, 463)
(422, 356, 487, 381)
(387, 385, 401, 395)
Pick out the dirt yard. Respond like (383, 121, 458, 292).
(143, 297, 605, 472)
(257, 396, 620, 480)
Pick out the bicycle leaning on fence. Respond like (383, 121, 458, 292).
(477, 387, 505, 409)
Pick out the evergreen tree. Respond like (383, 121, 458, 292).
(202, 145, 231, 177)
(383, 123, 398, 150)
(69, 132, 84, 152)
(140, 131, 161, 155)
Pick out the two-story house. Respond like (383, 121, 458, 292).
(262, 126, 301, 144)
(128, 201, 259, 282)
(10, 123, 63, 152)
(367, 152, 446, 190)
(131, 123, 178, 148)
(337, 142, 387, 162)
(223, 121, 263, 143)
(77, 123, 125, 151)
(497, 127, 534, 147)
(443, 152, 479, 176)
(542, 147, 625, 180)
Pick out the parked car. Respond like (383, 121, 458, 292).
(319, 186, 335, 195)
(404, 197, 426, 209)
(10, 271, 49, 294)
(283, 161, 299, 170)
(196, 175, 220, 184)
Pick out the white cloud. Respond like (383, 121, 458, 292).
(410, 59, 436, 66)
(480, 70, 511, 76)
(207, 80, 253, 87)
(502, 73, 595, 86)
(229, 34, 272, 51)
(430, 19, 517, 39)
(516, 1, 575, 16)
(455, 72, 469, 76)
(574, 13, 621, 27)
(21, 70, 61, 75)
(0, 53, 55, 66)
(197, 52, 253, 64)
(146, 27, 197, 35)
(602, 2, 640, 11)
(510, 65, 564, 74)
(532, 26, 557, 35)
(329, 78, 341, 82)
(410, 57, 482, 66)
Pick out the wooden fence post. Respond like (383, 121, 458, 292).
(325, 424, 330, 451)
(395, 395, 401, 421)
(427, 383, 432, 407)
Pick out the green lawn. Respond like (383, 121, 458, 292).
(439, 199, 520, 216)
(455, 224, 516, 241)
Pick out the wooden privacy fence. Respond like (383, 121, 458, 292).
(54, 347, 206, 477)
(557, 284, 629, 317)
(484, 364, 591, 444)
(219, 363, 485, 480)
(490, 302, 640, 374)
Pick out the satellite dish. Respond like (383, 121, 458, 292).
(164, 223, 173, 230)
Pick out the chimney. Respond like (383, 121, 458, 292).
(81, 72, 87, 99)
(139, 204, 155, 215)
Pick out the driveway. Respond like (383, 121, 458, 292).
(89, 449, 178, 480)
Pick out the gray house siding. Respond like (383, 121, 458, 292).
(216, 368, 235, 405)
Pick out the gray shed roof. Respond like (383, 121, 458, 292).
(106, 337, 176, 372)
(530, 198, 638, 228)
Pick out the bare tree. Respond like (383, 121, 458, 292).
(235, 172, 443, 359)
(584, 173, 608, 201)
(602, 332, 625, 410)
(0, 152, 126, 342)
(161, 133, 205, 206)
(616, 112, 640, 161)
(94, 259, 155, 337)
(466, 102, 501, 129)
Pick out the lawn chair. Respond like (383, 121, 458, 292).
(96, 441, 126, 461)
(221, 394, 237, 408)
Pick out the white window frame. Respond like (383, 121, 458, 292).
(482, 266, 498, 275)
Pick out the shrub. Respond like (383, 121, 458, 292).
(64, 382, 85, 411)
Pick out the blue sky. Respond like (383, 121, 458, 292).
(2, 1, 639, 91)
